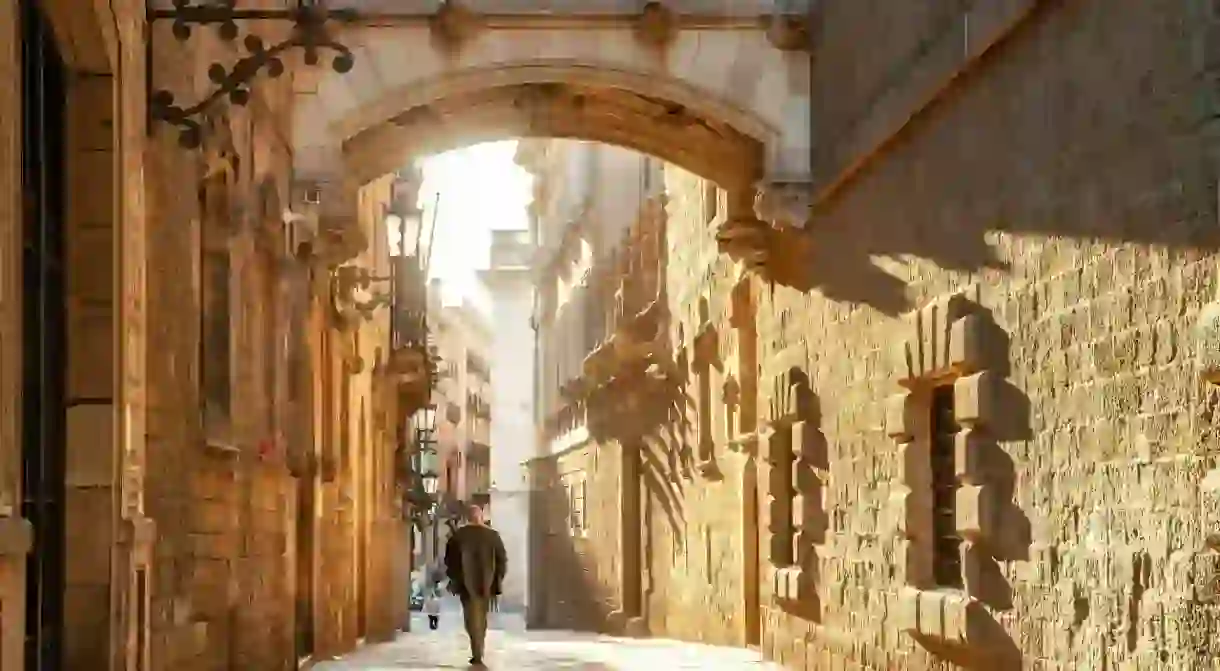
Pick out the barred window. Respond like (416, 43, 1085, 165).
(199, 177, 232, 437)
(930, 385, 962, 589)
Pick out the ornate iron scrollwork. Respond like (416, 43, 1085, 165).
(149, 0, 358, 148)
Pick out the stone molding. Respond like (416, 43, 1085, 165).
(886, 293, 1012, 649)
(759, 356, 825, 615)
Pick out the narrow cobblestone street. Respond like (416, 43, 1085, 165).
(314, 598, 783, 670)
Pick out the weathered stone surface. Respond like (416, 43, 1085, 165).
(526, 2, 1220, 669)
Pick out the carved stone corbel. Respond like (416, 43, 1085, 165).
(716, 216, 772, 271)
(430, 0, 483, 53)
(306, 215, 367, 272)
(199, 108, 238, 180)
(635, 2, 678, 48)
(331, 264, 392, 332)
(754, 180, 812, 231)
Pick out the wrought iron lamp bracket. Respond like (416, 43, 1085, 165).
(148, 0, 358, 149)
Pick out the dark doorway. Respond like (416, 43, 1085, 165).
(742, 461, 761, 647)
(294, 481, 315, 659)
(20, 1, 67, 668)
(621, 445, 643, 620)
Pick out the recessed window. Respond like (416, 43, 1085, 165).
(200, 177, 232, 438)
(930, 385, 962, 589)
(703, 181, 719, 223)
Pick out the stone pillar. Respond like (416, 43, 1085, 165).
(62, 73, 122, 668)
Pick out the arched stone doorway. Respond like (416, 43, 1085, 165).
(290, 2, 814, 244)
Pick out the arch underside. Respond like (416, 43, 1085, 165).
(341, 82, 767, 188)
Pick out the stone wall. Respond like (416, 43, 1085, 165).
(527, 440, 622, 632)
(529, 2, 1220, 668)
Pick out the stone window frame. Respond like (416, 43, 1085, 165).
(702, 180, 720, 225)
(690, 296, 722, 477)
(887, 294, 1007, 647)
(563, 472, 588, 538)
(198, 171, 236, 451)
(761, 354, 825, 615)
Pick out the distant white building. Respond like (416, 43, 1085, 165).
(479, 228, 536, 612)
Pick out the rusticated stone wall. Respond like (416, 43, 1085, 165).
(529, 1, 1220, 669)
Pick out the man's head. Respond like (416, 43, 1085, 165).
(466, 503, 486, 526)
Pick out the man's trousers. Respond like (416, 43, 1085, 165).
(460, 595, 490, 661)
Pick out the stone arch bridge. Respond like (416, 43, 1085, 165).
(290, 0, 815, 246)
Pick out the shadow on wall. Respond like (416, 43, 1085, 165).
(760, 16, 1220, 317)
(902, 297, 1032, 670)
(527, 457, 620, 633)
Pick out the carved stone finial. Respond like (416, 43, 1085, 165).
(635, 2, 678, 48)
(754, 181, 812, 231)
(431, 0, 483, 52)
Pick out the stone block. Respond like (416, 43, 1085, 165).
(955, 484, 996, 544)
(899, 488, 931, 540)
(899, 440, 930, 489)
(765, 425, 793, 463)
(948, 314, 986, 375)
(0, 517, 32, 555)
(767, 495, 791, 531)
(885, 392, 915, 441)
(768, 534, 791, 563)
(941, 591, 970, 643)
(953, 371, 998, 428)
(917, 590, 945, 638)
(953, 428, 998, 485)
(66, 403, 115, 488)
(768, 462, 792, 495)
(792, 461, 821, 494)
(792, 420, 826, 465)
(897, 587, 920, 632)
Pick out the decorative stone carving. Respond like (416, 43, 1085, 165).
(715, 216, 772, 271)
(634, 1, 678, 48)
(897, 588, 992, 645)
(754, 180, 812, 231)
(759, 358, 824, 615)
(887, 293, 1020, 650)
(894, 293, 980, 386)
(308, 215, 367, 271)
(430, 0, 483, 52)
(331, 264, 392, 331)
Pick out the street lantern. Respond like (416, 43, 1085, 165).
(387, 208, 424, 258)
(415, 403, 437, 431)
(422, 471, 439, 495)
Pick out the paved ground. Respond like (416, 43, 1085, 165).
(314, 596, 783, 670)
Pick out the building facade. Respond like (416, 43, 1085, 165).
(480, 228, 538, 612)
(0, 2, 425, 669)
(521, 139, 663, 632)
(421, 287, 493, 570)
(524, 3, 1220, 670)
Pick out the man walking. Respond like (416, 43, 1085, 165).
(443, 504, 507, 667)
